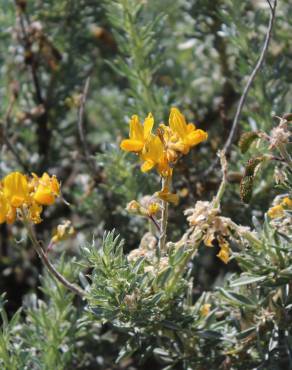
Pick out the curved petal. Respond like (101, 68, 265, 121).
(143, 113, 154, 139)
(129, 115, 144, 141)
(186, 129, 208, 147)
(141, 160, 155, 173)
(169, 107, 187, 138)
(187, 123, 196, 133)
(3, 172, 29, 207)
(120, 139, 144, 152)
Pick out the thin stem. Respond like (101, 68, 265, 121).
(2, 135, 30, 173)
(203, 0, 277, 176)
(24, 219, 86, 298)
(158, 177, 169, 254)
(213, 151, 228, 209)
(1, 94, 30, 172)
(149, 215, 161, 233)
(77, 76, 95, 174)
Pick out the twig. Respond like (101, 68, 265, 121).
(15, 2, 51, 171)
(25, 219, 86, 298)
(202, 0, 277, 177)
(266, 0, 273, 12)
(1, 94, 30, 172)
(213, 151, 228, 209)
(149, 215, 161, 233)
(15, 1, 44, 104)
(158, 177, 169, 254)
(2, 135, 30, 172)
(77, 77, 97, 175)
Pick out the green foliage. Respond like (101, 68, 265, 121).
(81, 231, 225, 367)
(0, 260, 87, 370)
(102, 0, 167, 117)
(1, 0, 292, 369)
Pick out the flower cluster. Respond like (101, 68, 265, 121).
(268, 197, 292, 219)
(120, 107, 208, 176)
(184, 201, 232, 264)
(0, 172, 60, 224)
(51, 220, 74, 244)
(126, 198, 160, 218)
(268, 197, 292, 236)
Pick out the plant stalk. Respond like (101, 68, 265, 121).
(24, 219, 86, 298)
(158, 176, 169, 254)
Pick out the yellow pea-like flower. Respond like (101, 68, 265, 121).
(156, 186, 179, 205)
(169, 108, 208, 155)
(217, 239, 230, 264)
(119, 108, 207, 177)
(5, 206, 16, 224)
(147, 202, 160, 216)
(0, 192, 9, 224)
(200, 303, 211, 317)
(33, 173, 60, 206)
(282, 197, 292, 208)
(3, 172, 30, 208)
(28, 202, 43, 224)
(120, 113, 154, 153)
(140, 135, 172, 177)
(267, 204, 284, 219)
(0, 171, 60, 225)
(51, 220, 74, 244)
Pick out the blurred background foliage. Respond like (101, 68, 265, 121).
(0, 0, 291, 368)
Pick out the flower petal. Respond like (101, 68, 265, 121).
(120, 139, 144, 152)
(141, 160, 155, 172)
(186, 129, 208, 147)
(143, 113, 154, 139)
(169, 107, 188, 138)
(129, 115, 144, 141)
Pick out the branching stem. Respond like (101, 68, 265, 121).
(24, 219, 86, 298)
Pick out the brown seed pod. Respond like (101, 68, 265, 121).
(238, 131, 260, 154)
(240, 175, 254, 203)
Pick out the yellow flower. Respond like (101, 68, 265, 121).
(217, 239, 230, 264)
(51, 220, 74, 244)
(120, 113, 154, 153)
(147, 202, 160, 216)
(169, 107, 208, 154)
(0, 192, 9, 224)
(119, 108, 208, 177)
(28, 202, 43, 224)
(204, 232, 215, 247)
(3, 172, 29, 208)
(267, 204, 284, 219)
(200, 303, 211, 317)
(33, 173, 60, 206)
(156, 186, 179, 205)
(0, 171, 60, 225)
(267, 197, 292, 219)
(5, 207, 16, 224)
(140, 135, 171, 176)
(126, 200, 142, 214)
(282, 197, 292, 208)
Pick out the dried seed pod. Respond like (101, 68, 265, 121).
(238, 131, 260, 154)
(245, 156, 265, 177)
(240, 175, 254, 203)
